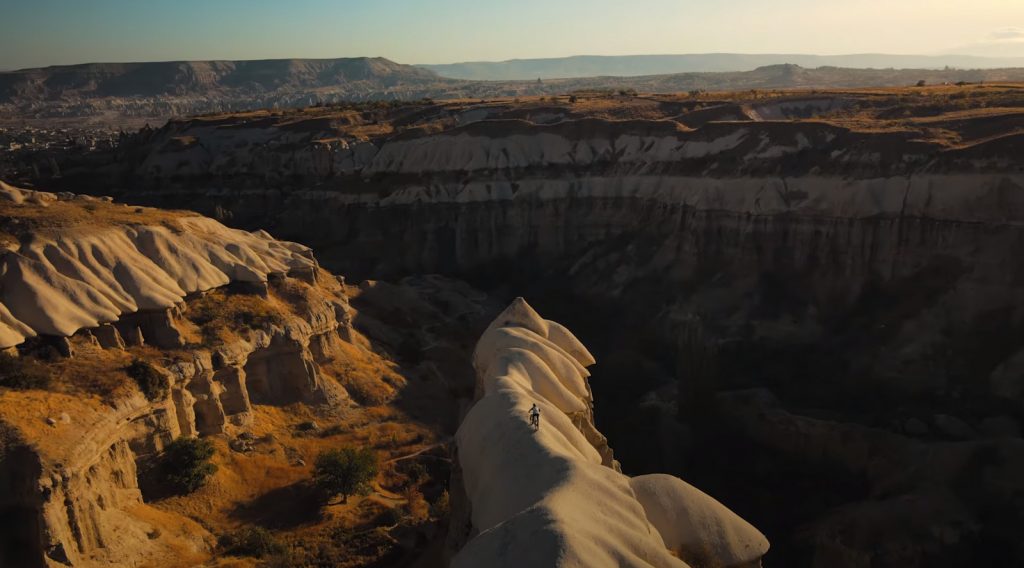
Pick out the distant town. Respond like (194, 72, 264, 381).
(0, 125, 125, 183)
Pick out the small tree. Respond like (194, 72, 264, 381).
(161, 437, 217, 494)
(313, 447, 378, 504)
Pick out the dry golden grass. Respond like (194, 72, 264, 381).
(0, 267, 450, 567)
(186, 289, 285, 345)
(49, 341, 135, 398)
(123, 503, 213, 568)
(0, 194, 196, 247)
(319, 339, 405, 406)
(270, 278, 317, 314)
(151, 395, 442, 566)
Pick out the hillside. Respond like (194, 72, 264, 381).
(0, 57, 461, 125)
(0, 57, 442, 100)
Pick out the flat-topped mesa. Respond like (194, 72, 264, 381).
(0, 182, 317, 350)
(453, 298, 768, 568)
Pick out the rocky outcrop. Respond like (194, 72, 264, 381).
(0, 184, 365, 567)
(0, 277, 357, 567)
(0, 390, 187, 567)
(451, 299, 768, 568)
(0, 182, 317, 349)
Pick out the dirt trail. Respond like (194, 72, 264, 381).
(384, 438, 452, 465)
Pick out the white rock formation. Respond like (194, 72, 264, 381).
(453, 298, 769, 568)
(631, 474, 770, 568)
(0, 183, 316, 348)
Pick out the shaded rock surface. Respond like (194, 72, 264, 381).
(451, 299, 768, 568)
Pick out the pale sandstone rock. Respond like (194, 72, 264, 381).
(0, 183, 317, 349)
(630, 474, 769, 568)
(453, 299, 767, 568)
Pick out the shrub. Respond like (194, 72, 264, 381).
(296, 420, 319, 433)
(430, 490, 451, 519)
(160, 437, 217, 494)
(126, 359, 168, 401)
(313, 447, 378, 503)
(0, 353, 51, 390)
(319, 423, 345, 438)
(219, 526, 286, 558)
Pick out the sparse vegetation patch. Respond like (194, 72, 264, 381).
(219, 526, 286, 558)
(188, 289, 284, 344)
(159, 437, 218, 494)
(0, 353, 51, 390)
(125, 358, 168, 401)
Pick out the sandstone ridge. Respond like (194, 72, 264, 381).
(0, 181, 316, 349)
(452, 298, 769, 568)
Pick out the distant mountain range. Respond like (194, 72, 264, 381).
(420, 53, 1024, 80)
(0, 57, 441, 101)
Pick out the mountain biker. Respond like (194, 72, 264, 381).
(529, 403, 541, 430)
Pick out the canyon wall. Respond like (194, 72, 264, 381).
(111, 118, 1024, 404)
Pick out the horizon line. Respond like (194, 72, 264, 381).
(6, 51, 1024, 73)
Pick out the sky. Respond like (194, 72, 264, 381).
(3, 0, 1024, 69)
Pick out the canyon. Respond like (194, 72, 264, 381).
(0, 182, 760, 567)
(34, 86, 1024, 566)
(6, 84, 1024, 566)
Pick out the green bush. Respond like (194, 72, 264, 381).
(313, 447, 378, 503)
(0, 353, 50, 390)
(219, 526, 286, 558)
(160, 437, 217, 494)
(126, 359, 168, 401)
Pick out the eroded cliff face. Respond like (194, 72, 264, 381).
(104, 115, 1024, 402)
(0, 260, 357, 566)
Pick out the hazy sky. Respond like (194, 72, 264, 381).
(3, 0, 1024, 69)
